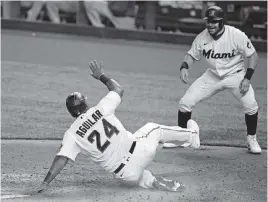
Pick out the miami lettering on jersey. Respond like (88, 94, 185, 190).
(202, 49, 235, 59)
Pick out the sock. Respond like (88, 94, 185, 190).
(178, 110, 192, 128)
(245, 112, 258, 135)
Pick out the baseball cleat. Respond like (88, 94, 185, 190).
(181, 119, 200, 148)
(153, 177, 185, 192)
(247, 135, 261, 154)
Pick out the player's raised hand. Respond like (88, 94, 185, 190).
(89, 60, 105, 80)
(180, 68, 189, 83)
(239, 78, 250, 96)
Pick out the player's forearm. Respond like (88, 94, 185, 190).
(43, 156, 69, 184)
(244, 52, 258, 80)
(100, 74, 124, 97)
(180, 54, 195, 70)
(184, 54, 195, 67)
(246, 51, 258, 70)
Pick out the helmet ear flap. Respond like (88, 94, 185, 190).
(219, 20, 224, 29)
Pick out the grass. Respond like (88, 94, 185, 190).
(1, 30, 267, 148)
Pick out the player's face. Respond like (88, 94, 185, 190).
(206, 19, 221, 36)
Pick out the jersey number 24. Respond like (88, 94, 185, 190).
(88, 119, 119, 153)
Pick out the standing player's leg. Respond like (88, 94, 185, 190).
(233, 87, 260, 153)
(227, 74, 261, 154)
(178, 70, 222, 128)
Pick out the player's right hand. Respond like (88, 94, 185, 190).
(180, 68, 188, 83)
(89, 60, 105, 80)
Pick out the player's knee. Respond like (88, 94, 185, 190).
(244, 101, 258, 115)
(144, 122, 160, 130)
(179, 98, 194, 112)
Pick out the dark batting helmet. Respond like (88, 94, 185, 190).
(66, 92, 88, 118)
(204, 6, 225, 21)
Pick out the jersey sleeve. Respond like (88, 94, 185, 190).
(96, 91, 121, 115)
(187, 34, 202, 61)
(57, 131, 81, 162)
(235, 30, 256, 57)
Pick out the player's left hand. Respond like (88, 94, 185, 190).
(89, 60, 105, 80)
(239, 78, 250, 95)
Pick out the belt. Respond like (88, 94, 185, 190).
(114, 141, 136, 174)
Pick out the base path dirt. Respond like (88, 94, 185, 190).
(1, 140, 266, 202)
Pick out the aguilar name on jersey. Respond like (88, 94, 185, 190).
(57, 91, 135, 173)
(188, 25, 256, 77)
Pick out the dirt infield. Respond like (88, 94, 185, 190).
(1, 29, 267, 201)
(1, 140, 267, 202)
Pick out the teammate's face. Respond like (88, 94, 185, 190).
(206, 19, 221, 36)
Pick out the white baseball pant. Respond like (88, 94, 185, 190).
(179, 69, 258, 115)
(113, 122, 196, 188)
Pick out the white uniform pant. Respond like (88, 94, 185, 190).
(113, 123, 195, 189)
(179, 69, 258, 115)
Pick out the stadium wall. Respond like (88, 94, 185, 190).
(1, 19, 267, 52)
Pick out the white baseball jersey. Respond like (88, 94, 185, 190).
(58, 92, 198, 189)
(187, 25, 256, 77)
(57, 91, 135, 173)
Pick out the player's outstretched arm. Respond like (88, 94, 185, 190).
(89, 60, 124, 98)
(35, 155, 69, 194)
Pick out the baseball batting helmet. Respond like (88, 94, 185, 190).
(204, 6, 225, 21)
(66, 92, 88, 118)
(204, 6, 225, 30)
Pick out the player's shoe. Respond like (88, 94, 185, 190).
(247, 135, 262, 154)
(153, 177, 185, 192)
(181, 119, 200, 148)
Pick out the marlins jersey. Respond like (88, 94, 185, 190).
(57, 91, 135, 173)
(187, 25, 256, 77)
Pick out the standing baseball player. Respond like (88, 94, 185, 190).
(167, 6, 261, 154)
(34, 60, 200, 194)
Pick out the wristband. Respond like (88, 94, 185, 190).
(100, 74, 111, 84)
(180, 62, 189, 71)
(244, 68, 254, 80)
